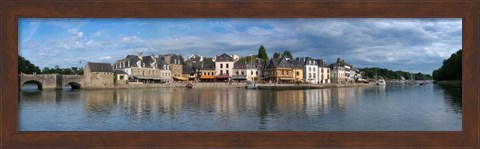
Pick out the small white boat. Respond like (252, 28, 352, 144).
(376, 78, 386, 85)
(245, 81, 258, 89)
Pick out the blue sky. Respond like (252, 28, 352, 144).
(19, 18, 462, 74)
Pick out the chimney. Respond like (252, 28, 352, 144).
(138, 52, 143, 60)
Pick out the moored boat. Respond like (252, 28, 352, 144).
(186, 83, 193, 89)
(245, 80, 258, 89)
(376, 78, 386, 86)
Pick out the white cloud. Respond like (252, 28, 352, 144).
(68, 28, 84, 38)
(122, 36, 145, 43)
(246, 27, 272, 35)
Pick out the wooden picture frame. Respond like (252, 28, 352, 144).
(1, 0, 478, 148)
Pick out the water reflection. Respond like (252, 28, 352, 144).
(19, 83, 462, 131)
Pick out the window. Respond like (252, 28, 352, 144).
(226, 64, 229, 68)
(309, 73, 312, 78)
(226, 70, 229, 74)
(296, 72, 299, 76)
(321, 68, 324, 73)
(309, 67, 311, 71)
(119, 76, 124, 80)
(313, 67, 316, 71)
(251, 71, 253, 75)
(313, 73, 316, 78)
(220, 70, 223, 74)
(256, 71, 258, 75)
(220, 64, 223, 68)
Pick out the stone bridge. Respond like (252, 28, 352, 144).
(19, 74, 84, 90)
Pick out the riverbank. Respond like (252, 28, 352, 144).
(433, 80, 462, 87)
(256, 83, 375, 90)
(82, 82, 247, 90)
(81, 82, 375, 90)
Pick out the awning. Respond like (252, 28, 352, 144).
(173, 76, 188, 81)
(215, 75, 229, 79)
(231, 75, 247, 80)
(200, 75, 215, 79)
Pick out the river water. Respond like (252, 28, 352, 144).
(19, 83, 461, 131)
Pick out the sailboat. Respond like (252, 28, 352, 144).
(408, 72, 416, 85)
(375, 71, 386, 86)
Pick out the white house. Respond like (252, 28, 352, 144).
(245, 59, 263, 82)
(214, 53, 236, 78)
(297, 57, 318, 84)
(317, 59, 331, 84)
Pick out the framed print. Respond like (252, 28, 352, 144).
(1, 0, 479, 148)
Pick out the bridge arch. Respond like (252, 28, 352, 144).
(21, 80, 43, 90)
(63, 82, 81, 90)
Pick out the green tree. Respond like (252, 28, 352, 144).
(359, 67, 432, 80)
(283, 50, 293, 59)
(432, 49, 462, 81)
(257, 45, 269, 60)
(18, 55, 41, 74)
(273, 52, 281, 58)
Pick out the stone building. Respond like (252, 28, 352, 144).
(113, 70, 128, 85)
(157, 60, 172, 83)
(158, 54, 183, 79)
(113, 53, 166, 83)
(329, 58, 352, 84)
(83, 62, 115, 88)
(232, 61, 247, 82)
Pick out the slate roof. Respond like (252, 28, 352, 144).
(188, 54, 202, 63)
(315, 59, 328, 67)
(201, 60, 215, 70)
(114, 70, 128, 74)
(158, 54, 183, 65)
(142, 56, 156, 68)
(288, 59, 304, 69)
(267, 57, 292, 69)
(297, 57, 318, 66)
(233, 61, 247, 69)
(156, 59, 170, 69)
(329, 58, 352, 68)
(115, 55, 141, 67)
(182, 66, 195, 74)
(245, 59, 263, 69)
(87, 62, 113, 72)
(215, 53, 234, 62)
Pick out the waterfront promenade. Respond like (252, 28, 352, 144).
(87, 82, 375, 90)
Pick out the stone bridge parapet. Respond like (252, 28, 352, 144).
(19, 74, 84, 90)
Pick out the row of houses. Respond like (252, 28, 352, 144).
(84, 52, 362, 84)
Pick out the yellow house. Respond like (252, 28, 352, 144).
(289, 59, 304, 83)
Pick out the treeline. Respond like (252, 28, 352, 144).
(18, 55, 41, 74)
(41, 66, 83, 75)
(19, 55, 83, 75)
(359, 67, 433, 80)
(432, 49, 461, 81)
